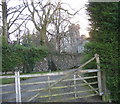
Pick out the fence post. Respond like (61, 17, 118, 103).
(95, 54, 103, 96)
(15, 71, 21, 102)
(74, 74, 77, 98)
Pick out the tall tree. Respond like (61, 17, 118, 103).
(49, 1, 80, 52)
(24, 0, 79, 48)
(85, 2, 119, 101)
(2, 0, 8, 43)
(24, 0, 56, 46)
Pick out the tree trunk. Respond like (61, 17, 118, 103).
(40, 25, 48, 46)
(47, 54, 57, 72)
(2, 0, 8, 44)
(56, 36, 61, 53)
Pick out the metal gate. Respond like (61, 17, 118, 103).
(1, 54, 107, 102)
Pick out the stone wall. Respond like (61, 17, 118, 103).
(33, 53, 82, 72)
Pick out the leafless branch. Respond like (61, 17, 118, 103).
(9, 6, 27, 28)
(9, 16, 29, 34)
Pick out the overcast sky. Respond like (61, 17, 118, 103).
(61, 0, 90, 36)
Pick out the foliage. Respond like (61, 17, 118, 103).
(0, 78, 14, 84)
(0, 36, 2, 72)
(2, 43, 48, 73)
(84, 2, 119, 102)
(21, 33, 41, 47)
(87, 2, 118, 41)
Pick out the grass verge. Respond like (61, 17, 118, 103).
(1, 70, 63, 84)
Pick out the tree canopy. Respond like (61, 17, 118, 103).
(84, 2, 119, 102)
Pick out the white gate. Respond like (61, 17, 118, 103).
(1, 54, 109, 102)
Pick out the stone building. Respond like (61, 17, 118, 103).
(77, 35, 89, 53)
(60, 24, 88, 53)
(60, 24, 80, 53)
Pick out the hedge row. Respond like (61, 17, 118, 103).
(2, 44, 48, 73)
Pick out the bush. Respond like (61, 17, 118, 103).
(83, 41, 119, 102)
(2, 44, 48, 73)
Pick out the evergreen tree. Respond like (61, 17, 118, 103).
(85, 2, 119, 101)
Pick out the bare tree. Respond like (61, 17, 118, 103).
(24, 0, 53, 45)
(1, 0, 28, 43)
(50, 1, 80, 53)
(24, 0, 80, 47)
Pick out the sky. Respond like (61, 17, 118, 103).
(61, 0, 90, 37)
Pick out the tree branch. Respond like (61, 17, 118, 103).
(9, 16, 29, 34)
(9, 5, 27, 28)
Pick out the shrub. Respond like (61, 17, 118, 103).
(2, 44, 48, 73)
(83, 41, 119, 102)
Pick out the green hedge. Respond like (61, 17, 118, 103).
(83, 42, 119, 102)
(2, 44, 48, 73)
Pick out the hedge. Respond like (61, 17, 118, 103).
(2, 44, 48, 73)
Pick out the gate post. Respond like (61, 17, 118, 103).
(95, 54, 110, 102)
(95, 54, 103, 95)
(15, 71, 21, 102)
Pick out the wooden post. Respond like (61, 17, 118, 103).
(95, 54, 103, 96)
(15, 71, 21, 102)
(74, 74, 77, 98)
(102, 70, 110, 102)
(48, 76, 51, 101)
(95, 54, 109, 102)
